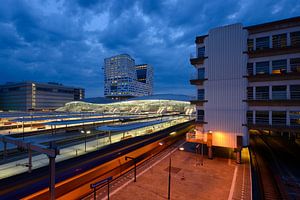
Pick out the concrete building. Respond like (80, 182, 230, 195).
(188, 17, 300, 159)
(104, 54, 153, 100)
(0, 82, 85, 111)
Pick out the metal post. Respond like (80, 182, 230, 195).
(109, 131, 111, 144)
(134, 161, 137, 182)
(168, 157, 171, 200)
(201, 140, 204, 166)
(22, 120, 25, 140)
(93, 188, 96, 200)
(49, 156, 56, 200)
(3, 141, 7, 159)
(28, 146, 32, 173)
(85, 133, 87, 152)
(107, 179, 110, 200)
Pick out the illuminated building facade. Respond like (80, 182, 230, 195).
(104, 54, 153, 100)
(0, 82, 84, 111)
(189, 17, 300, 157)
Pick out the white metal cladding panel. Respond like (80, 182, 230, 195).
(204, 23, 248, 148)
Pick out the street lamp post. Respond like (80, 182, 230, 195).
(22, 117, 25, 140)
(81, 130, 91, 152)
(125, 156, 136, 182)
(168, 157, 171, 200)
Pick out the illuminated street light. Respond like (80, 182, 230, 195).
(159, 142, 164, 146)
(169, 132, 176, 136)
(81, 129, 91, 152)
(179, 147, 184, 151)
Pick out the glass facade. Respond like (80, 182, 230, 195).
(247, 39, 254, 51)
(247, 87, 253, 100)
(255, 111, 269, 124)
(198, 68, 205, 79)
(272, 85, 287, 100)
(290, 111, 300, 126)
(247, 63, 254, 76)
(272, 111, 286, 125)
(247, 111, 253, 124)
(256, 61, 269, 74)
(290, 85, 300, 100)
(272, 59, 287, 74)
(290, 58, 300, 73)
(256, 86, 269, 100)
(197, 47, 205, 58)
(256, 36, 270, 50)
(272, 33, 287, 49)
(197, 110, 205, 122)
(291, 31, 300, 47)
(197, 89, 205, 100)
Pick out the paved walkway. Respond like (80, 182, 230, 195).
(89, 145, 252, 200)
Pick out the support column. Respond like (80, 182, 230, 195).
(49, 156, 56, 200)
(28, 144, 32, 173)
(236, 136, 243, 164)
(3, 141, 7, 159)
(207, 132, 213, 159)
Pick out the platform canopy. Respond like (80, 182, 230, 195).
(44, 116, 128, 126)
(96, 119, 169, 132)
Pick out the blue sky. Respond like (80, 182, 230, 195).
(0, 0, 299, 97)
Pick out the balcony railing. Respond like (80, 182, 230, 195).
(190, 53, 207, 65)
(189, 74, 207, 85)
(245, 46, 300, 58)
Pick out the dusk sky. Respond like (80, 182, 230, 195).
(1, 0, 300, 97)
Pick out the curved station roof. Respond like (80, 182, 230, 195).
(56, 94, 195, 114)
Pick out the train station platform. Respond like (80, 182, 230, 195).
(107, 144, 252, 200)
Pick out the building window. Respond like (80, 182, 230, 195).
(197, 110, 205, 122)
(197, 47, 205, 58)
(197, 89, 205, 100)
(272, 59, 287, 74)
(255, 111, 269, 125)
(290, 85, 300, 100)
(247, 63, 254, 76)
(290, 58, 300, 73)
(256, 36, 270, 50)
(290, 31, 300, 47)
(198, 68, 205, 79)
(247, 39, 254, 51)
(290, 111, 300, 126)
(272, 33, 287, 49)
(247, 87, 253, 100)
(272, 85, 287, 100)
(256, 61, 269, 74)
(247, 111, 253, 124)
(256, 86, 269, 100)
(272, 111, 286, 125)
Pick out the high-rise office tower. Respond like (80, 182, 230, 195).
(104, 54, 153, 100)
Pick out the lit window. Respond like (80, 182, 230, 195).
(272, 59, 287, 74)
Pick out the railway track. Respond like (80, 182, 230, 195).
(0, 121, 193, 200)
(250, 134, 300, 200)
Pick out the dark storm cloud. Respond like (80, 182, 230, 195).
(0, 0, 300, 97)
